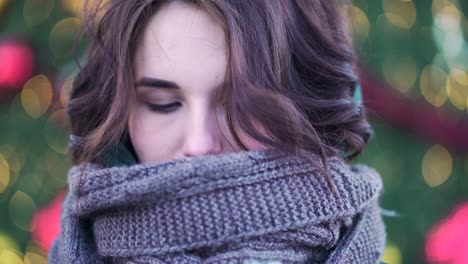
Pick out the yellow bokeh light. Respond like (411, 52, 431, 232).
(0, 0, 8, 14)
(450, 68, 468, 86)
(24, 251, 46, 264)
(447, 69, 468, 111)
(62, 0, 109, 18)
(383, 57, 418, 94)
(44, 109, 71, 155)
(0, 145, 23, 185)
(21, 75, 53, 119)
(0, 154, 10, 193)
(61, 0, 85, 17)
(381, 242, 402, 264)
(346, 5, 370, 41)
(49, 18, 81, 58)
(0, 232, 20, 255)
(422, 144, 453, 187)
(0, 250, 23, 264)
(0, 145, 24, 175)
(23, 0, 54, 27)
(420, 64, 449, 107)
(8, 191, 38, 232)
(382, 0, 416, 29)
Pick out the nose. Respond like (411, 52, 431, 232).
(182, 107, 223, 158)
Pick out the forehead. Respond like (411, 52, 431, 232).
(135, 1, 227, 92)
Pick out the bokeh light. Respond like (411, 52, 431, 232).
(381, 242, 402, 264)
(0, 40, 34, 88)
(24, 251, 46, 264)
(0, 250, 23, 264)
(346, 5, 370, 42)
(433, 26, 464, 59)
(44, 109, 70, 155)
(419, 64, 449, 107)
(49, 18, 81, 58)
(382, 0, 416, 29)
(20, 75, 53, 119)
(432, 0, 462, 32)
(422, 144, 452, 187)
(426, 202, 468, 264)
(1, 145, 25, 175)
(0, 153, 10, 193)
(0, 234, 22, 264)
(431, 0, 467, 72)
(61, 0, 85, 17)
(383, 57, 419, 94)
(8, 191, 38, 232)
(0, 232, 20, 257)
(0, 0, 9, 14)
(23, 0, 54, 27)
(447, 68, 468, 111)
(61, 0, 109, 18)
(0, 145, 23, 186)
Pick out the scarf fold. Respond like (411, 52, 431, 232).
(48, 149, 386, 264)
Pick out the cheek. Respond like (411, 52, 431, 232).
(128, 108, 182, 163)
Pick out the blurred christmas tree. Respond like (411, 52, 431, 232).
(348, 1, 468, 263)
(0, 0, 467, 263)
(0, 0, 81, 262)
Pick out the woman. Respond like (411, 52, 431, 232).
(48, 0, 386, 263)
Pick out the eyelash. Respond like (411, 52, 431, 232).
(145, 102, 181, 113)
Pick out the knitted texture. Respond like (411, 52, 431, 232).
(47, 149, 386, 263)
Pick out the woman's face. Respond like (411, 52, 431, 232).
(129, 0, 266, 163)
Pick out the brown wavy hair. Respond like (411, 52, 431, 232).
(68, 0, 373, 190)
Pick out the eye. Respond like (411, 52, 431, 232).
(145, 102, 181, 113)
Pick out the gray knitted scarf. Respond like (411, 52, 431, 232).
(48, 149, 386, 264)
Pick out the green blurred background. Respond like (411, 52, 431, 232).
(0, 0, 467, 263)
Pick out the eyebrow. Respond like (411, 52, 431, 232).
(135, 77, 180, 90)
(135, 77, 228, 92)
